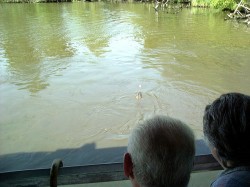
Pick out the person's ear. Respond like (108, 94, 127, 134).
(211, 147, 217, 159)
(211, 147, 226, 169)
(123, 152, 134, 179)
(211, 147, 220, 162)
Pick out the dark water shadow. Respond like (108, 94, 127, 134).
(0, 139, 210, 172)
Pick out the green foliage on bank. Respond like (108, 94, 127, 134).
(0, 0, 78, 2)
(210, 0, 239, 10)
(192, 0, 210, 7)
(193, 0, 249, 10)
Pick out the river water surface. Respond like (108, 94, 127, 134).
(0, 2, 250, 171)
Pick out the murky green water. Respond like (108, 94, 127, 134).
(0, 2, 250, 171)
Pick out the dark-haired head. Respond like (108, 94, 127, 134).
(203, 93, 250, 168)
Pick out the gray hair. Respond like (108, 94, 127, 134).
(128, 115, 195, 187)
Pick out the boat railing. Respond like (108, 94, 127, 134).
(0, 154, 222, 187)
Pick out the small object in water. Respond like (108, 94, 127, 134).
(136, 91, 142, 100)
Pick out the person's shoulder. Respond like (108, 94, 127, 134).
(211, 167, 250, 187)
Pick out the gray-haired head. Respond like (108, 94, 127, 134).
(127, 115, 195, 187)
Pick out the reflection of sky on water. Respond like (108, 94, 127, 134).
(0, 47, 8, 82)
(62, 4, 143, 60)
(106, 30, 143, 61)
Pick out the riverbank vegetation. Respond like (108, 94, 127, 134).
(1, 0, 249, 18)
(0, 0, 248, 9)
